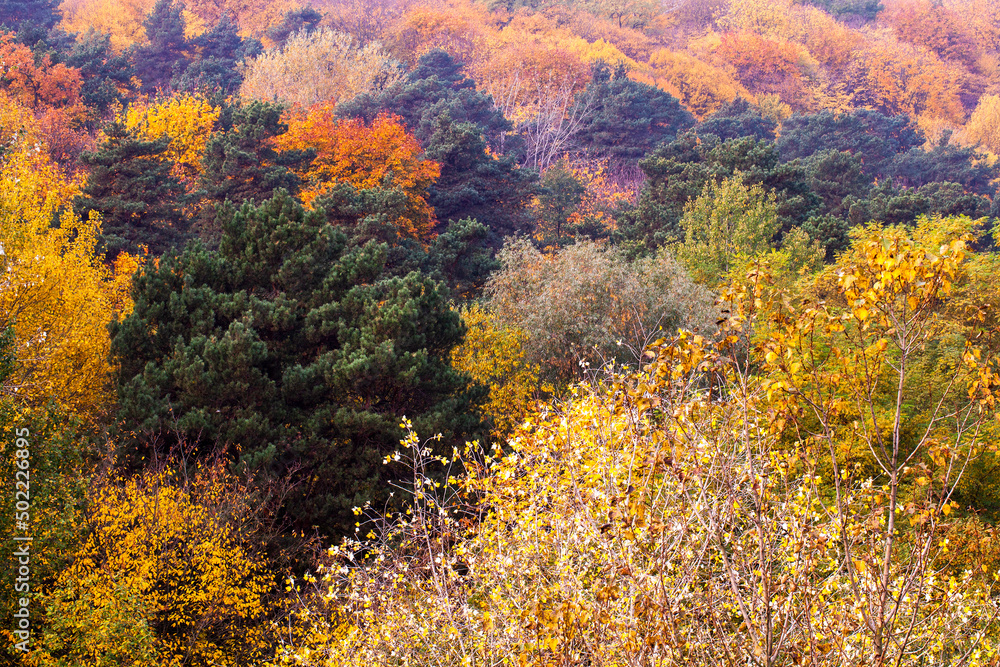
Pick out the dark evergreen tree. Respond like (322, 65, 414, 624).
(175, 13, 262, 95)
(338, 49, 512, 150)
(423, 217, 498, 299)
(534, 160, 586, 242)
(134, 0, 189, 94)
(888, 140, 998, 195)
(617, 133, 820, 252)
(75, 121, 189, 258)
(406, 48, 473, 90)
(265, 7, 322, 49)
(65, 30, 136, 115)
(337, 50, 536, 242)
(422, 112, 535, 241)
(802, 0, 882, 23)
(197, 100, 311, 235)
(311, 183, 497, 299)
(797, 149, 870, 218)
(110, 190, 485, 537)
(574, 61, 694, 164)
(844, 180, 992, 228)
(776, 109, 923, 178)
(696, 98, 777, 142)
(0, 0, 60, 31)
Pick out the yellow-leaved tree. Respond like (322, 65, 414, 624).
(963, 94, 1000, 156)
(0, 92, 139, 664)
(29, 464, 274, 667)
(450, 305, 543, 437)
(59, 0, 156, 50)
(0, 93, 139, 419)
(124, 94, 221, 186)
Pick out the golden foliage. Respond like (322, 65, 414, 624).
(239, 28, 403, 109)
(388, 0, 495, 67)
(845, 29, 968, 123)
(124, 94, 221, 185)
(714, 31, 820, 110)
(0, 95, 139, 419)
(645, 49, 750, 119)
(183, 0, 296, 38)
(450, 305, 542, 437)
(882, 0, 980, 72)
(963, 94, 1000, 156)
(29, 465, 274, 667)
(471, 30, 591, 127)
(717, 0, 794, 37)
(59, 0, 155, 50)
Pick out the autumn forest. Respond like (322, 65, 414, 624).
(3, 0, 1000, 663)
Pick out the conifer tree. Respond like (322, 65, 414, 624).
(134, 0, 190, 94)
(111, 191, 485, 536)
(197, 100, 311, 232)
(0, 0, 60, 31)
(75, 121, 189, 258)
(575, 62, 695, 164)
(265, 7, 322, 49)
(65, 30, 137, 114)
(175, 13, 262, 95)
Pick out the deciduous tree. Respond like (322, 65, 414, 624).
(239, 28, 403, 109)
(124, 94, 221, 186)
(485, 237, 716, 382)
(30, 465, 274, 667)
(275, 107, 440, 239)
(0, 97, 139, 418)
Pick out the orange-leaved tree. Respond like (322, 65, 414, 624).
(714, 31, 818, 110)
(0, 33, 84, 112)
(59, 0, 154, 50)
(387, 0, 494, 68)
(644, 49, 750, 119)
(275, 106, 441, 240)
(0, 32, 89, 163)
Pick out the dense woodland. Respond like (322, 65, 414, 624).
(3, 0, 1000, 663)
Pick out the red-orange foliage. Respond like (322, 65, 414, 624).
(715, 32, 815, 109)
(0, 33, 89, 166)
(0, 33, 84, 112)
(274, 106, 441, 241)
(883, 0, 980, 72)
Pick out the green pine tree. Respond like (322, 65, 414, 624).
(134, 0, 190, 94)
(197, 100, 311, 237)
(75, 121, 190, 258)
(0, 0, 60, 31)
(111, 190, 486, 537)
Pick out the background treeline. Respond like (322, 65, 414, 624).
(3, 0, 1000, 664)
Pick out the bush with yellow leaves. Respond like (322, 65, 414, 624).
(269, 218, 1000, 667)
(29, 463, 275, 667)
